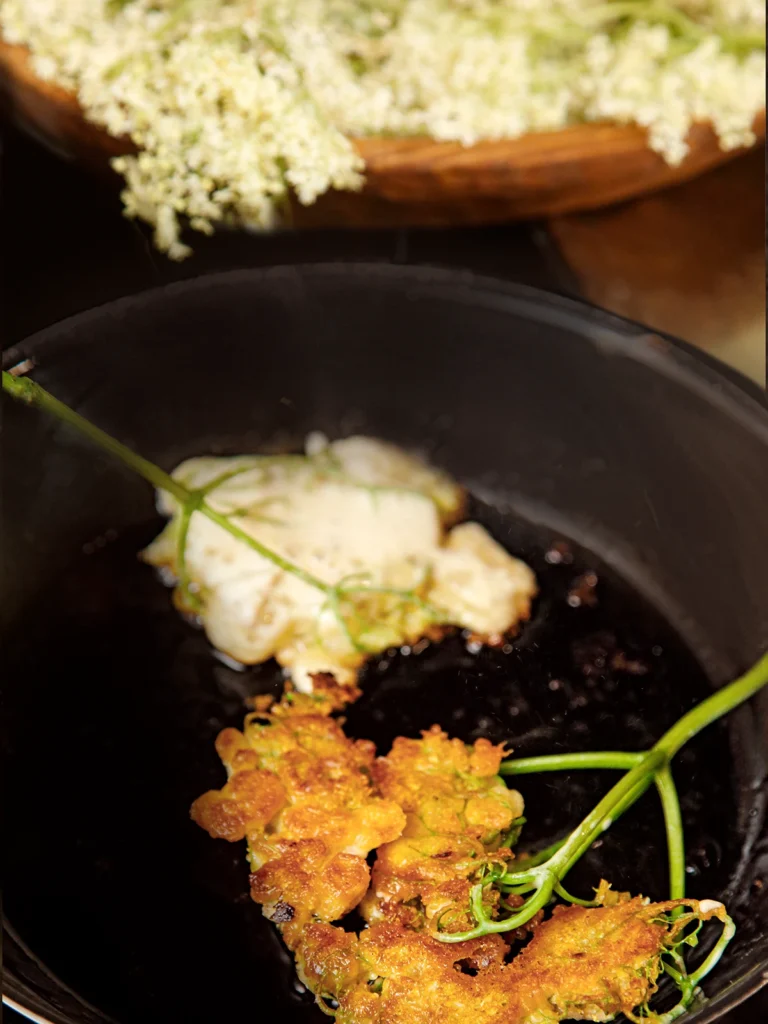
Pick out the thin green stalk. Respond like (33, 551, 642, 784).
(656, 764, 685, 900)
(3, 371, 189, 502)
(656, 653, 768, 759)
(500, 751, 643, 775)
(2, 370, 331, 593)
(656, 912, 736, 1023)
(509, 836, 567, 871)
(554, 881, 597, 907)
(501, 883, 538, 898)
(3, 370, 446, 658)
(439, 750, 666, 943)
(440, 654, 768, 942)
(688, 915, 736, 988)
(502, 749, 684, 899)
(552, 748, 667, 880)
(505, 767, 652, 881)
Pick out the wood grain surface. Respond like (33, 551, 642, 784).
(549, 147, 767, 385)
(1, 38, 764, 226)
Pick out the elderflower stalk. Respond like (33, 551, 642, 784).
(439, 650, 768, 943)
(501, 750, 685, 897)
(1, 370, 331, 591)
(1, 369, 443, 654)
(3, 368, 450, 663)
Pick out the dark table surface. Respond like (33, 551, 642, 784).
(1, 125, 766, 1024)
(1, 125, 578, 347)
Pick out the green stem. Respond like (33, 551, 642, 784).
(657, 913, 736, 1023)
(510, 836, 567, 871)
(536, 646, 768, 880)
(554, 881, 597, 907)
(504, 768, 652, 882)
(191, 502, 329, 590)
(656, 764, 686, 900)
(655, 653, 768, 759)
(443, 654, 768, 942)
(554, 749, 667, 879)
(3, 371, 189, 502)
(501, 749, 685, 898)
(436, 880, 554, 942)
(499, 751, 643, 775)
(3, 370, 449, 661)
(2, 370, 331, 593)
(504, 653, 768, 894)
(688, 915, 736, 988)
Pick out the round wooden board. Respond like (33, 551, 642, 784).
(1, 38, 764, 228)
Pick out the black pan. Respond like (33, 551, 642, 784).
(3, 264, 767, 1024)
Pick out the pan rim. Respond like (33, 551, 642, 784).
(2, 262, 766, 424)
(2, 996, 56, 1024)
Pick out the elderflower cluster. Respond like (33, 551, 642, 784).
(1, 0, 764, 257)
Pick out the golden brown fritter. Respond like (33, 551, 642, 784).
(373, 727, 521, 839)
(191, 680, 405, 945)
(191, 696, 728, 1024)
(295, 895, 726, 1024)
(362, 726, 524, 934)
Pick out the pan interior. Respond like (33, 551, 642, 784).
(1, 493, 746, 1024)
(3, 264, 767, 1024)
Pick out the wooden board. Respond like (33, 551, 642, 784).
(1, 38, 764, 227)
(549, 148, 767, 385)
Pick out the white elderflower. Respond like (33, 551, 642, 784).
(1, 0, 763, 256)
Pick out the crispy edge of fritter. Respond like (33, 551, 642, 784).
(311, 893, 728, 1024)
(362, 724, 524, 934)
(190, 690, 729, 1024)
(190, 676, 406, 937)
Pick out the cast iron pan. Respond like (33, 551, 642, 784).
(2, 265, 768, 1024)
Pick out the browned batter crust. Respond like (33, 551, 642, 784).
(191, 681, 723, 1023)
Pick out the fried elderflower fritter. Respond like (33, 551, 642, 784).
(3, 350, 755, 1024)
(296, 893, 729, 1024)
(361, 725, 524, 935)
(190, 676, 405, 947)
(191, 690, 732, 1024)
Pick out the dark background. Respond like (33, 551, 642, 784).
(2, 124, 766, 1023)
(1, 125, 578, 348)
